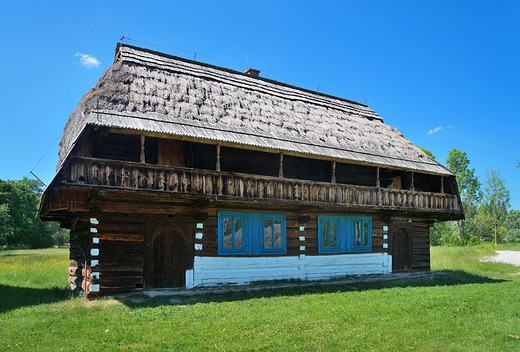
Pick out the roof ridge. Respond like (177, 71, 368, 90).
(117, 43, 378, 117)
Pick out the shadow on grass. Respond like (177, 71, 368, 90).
(0, 284, 72, 314)
(0, 253, 31, 258)
(122, 270, 507, 309)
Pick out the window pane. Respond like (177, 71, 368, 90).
(234, 218, 243, 248)
(274, 219, 282, 248)
(264, 219, 272, 249)
(363, 221, 369, 246)
(355, 221, 362, 247)
(322, 221, 329, 248)
(224, 217, 232, 248)
(331, 221, 337, 247)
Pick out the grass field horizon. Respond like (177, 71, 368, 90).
(1, 244, 519, 351)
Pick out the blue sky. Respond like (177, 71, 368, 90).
(1, 1, 519, 209)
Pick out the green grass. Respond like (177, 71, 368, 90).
(1, 245, 520, 351)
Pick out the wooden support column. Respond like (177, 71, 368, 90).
(440, 176, 444, 194)
(376, 167, 380, 188)
(410, 171, 415, 191)
(279, 152, 284, 178)
(216, 144, 221, 171)
(140, 135, 145, 164)
(331, 161, 336, 184)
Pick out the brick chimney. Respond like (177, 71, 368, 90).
(244, 68, 260, 77)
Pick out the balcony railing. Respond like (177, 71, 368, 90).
(61, 157, 460, 212)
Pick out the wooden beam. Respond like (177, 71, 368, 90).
(140, 135, 145, 164)
(279, 152, 284, 178)
(331, 161, 336, 184)
(440, 176, 444, 194)
(216, 144, 221, 171)
(410, 171, 415, 191)
(376, 167, 380, 188)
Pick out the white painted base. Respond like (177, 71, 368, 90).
(185, 269, 195, 288)
(192, 253, 391, 287)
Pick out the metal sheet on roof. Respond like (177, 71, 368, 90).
(87, 110, 453, 176)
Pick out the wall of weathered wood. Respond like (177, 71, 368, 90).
(50, 184, 434, 298)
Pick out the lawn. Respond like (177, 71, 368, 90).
(1, 245, 519, 351)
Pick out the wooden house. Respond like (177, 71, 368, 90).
(38, 44, 464, 298)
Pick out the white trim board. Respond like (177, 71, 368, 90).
(193, 253, 390, 286)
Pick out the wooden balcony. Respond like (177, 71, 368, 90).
(61, 157, 461, 213)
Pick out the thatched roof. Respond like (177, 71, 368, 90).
(59, 44, 454, 176)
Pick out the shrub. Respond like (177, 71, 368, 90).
(505, 228, 520, 243)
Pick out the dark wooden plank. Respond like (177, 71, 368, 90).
(96, 233, 145, 242)
(412, 261, 430, 268)
(412, 242, 430, 249)
(412, 236, 430, 243)
(96, 224, 145, 234)
(412, 254, 430, 261)
(412, 248, 430, 255)
(93, 263, 143, 271)
(97, 252, 144, 262)
(93, 276, 143, 288)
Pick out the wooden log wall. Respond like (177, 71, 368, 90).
(87, 214, 145, 298)
(56, 186, 435, 298)
(411, 220, 432, 271)
(64, 157, 460, 213)
(194, 209, 390, 258)
(69, 220, 91, 293)
(65, 205, 432, 298)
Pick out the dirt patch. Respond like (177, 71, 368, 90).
(481, 251, 520, 267)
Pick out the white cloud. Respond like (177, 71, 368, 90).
(75, 53, 101, 68)
(428, 126, 443, 134)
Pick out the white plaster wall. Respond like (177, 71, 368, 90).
(193, 253, 390, 287)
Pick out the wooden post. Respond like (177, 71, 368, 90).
(279, 152, 284, 178)
(410, 171, 414, 191)
(216, 144, 221, 171)
(331, 161, 336, 184)
(140, 135, 145, 164)
(376, 167, 380, 188)
(440, 176, 444, 194)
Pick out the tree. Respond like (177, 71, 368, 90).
(446, 149, 482, 205)
(430, 221, 460, 246)
(418, 146, 435, 159)
(517, 143, 519, 170)
(506, 228, 520, 243)
(0, 178, 68, 249)
(445, 149, 482, 242)
(0, 203, 12, 246)
(505, 209, 520, 231)
(483, 170, 511, 245)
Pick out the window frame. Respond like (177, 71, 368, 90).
(258, 214, 286, 255)
(318, 216, 343, 253)
(218, 212, 249, 255)
(218, 211, 286, 256)
(352, 217, 372, 252)
(318, 215, 372, 254)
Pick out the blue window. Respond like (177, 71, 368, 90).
(318, 215, 372, 253)
(318, 216, 342, 253)
(353, 218, 371, 251)
(218, 211, 286, 255)
(259, 215, 285, 254)
(220, 212, 248, 255)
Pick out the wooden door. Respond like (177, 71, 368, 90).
(392, 228, 409, 271)
(390, 221, 412, 271)
(152, 230, 186, 288)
